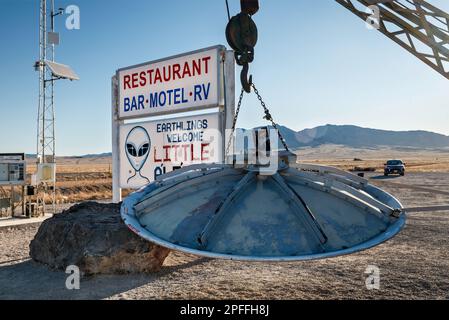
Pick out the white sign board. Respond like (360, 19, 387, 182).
(0, 162, 26, 186)
(117, 46, 224, 119)
(119, 112, 222, 189)
(0, 154, 26, 186)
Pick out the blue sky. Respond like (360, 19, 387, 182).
(1, 0, 448, 156)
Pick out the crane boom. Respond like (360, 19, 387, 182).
(335, 0, 449, 79)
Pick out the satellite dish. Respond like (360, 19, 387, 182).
(121, 142, 405, 261)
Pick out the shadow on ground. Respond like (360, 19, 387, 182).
(370, 175, 403, 180)
(0, 257, 210, 300)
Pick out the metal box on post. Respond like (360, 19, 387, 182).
(0, 153, 26, 217)
(0, 154, 26, 186)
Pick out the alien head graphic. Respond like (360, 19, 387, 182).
(125, 126, 151, 172)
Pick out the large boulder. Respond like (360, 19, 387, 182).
(29, 202, 170, 275)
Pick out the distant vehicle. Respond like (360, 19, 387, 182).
(384, 160, 405, 176)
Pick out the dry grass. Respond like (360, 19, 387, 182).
(296, 145, 449, 173)
(23, 157, 114, 203)
(17, 145, 449, 204)
(299, 159, 449, 173)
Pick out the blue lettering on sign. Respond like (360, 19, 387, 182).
(149, 92, 158, 108)
(167, 89, 173, 105)
(182, 89, 189, 103)
(194, 83, 210, 102)
(174, 89, 181, 105)
(159, 91, 166, 107)
(137, 95, 145, 110)
(147, 83, 210, 109)
(123, 95, 145, 112)
(124, 97, 130, 112)
(149, 88, 188, 108)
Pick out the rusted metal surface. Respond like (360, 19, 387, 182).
(240, 0, 259, 15)
(121, 163, 405, 261)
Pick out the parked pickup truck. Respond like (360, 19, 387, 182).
(384, 160, 405, 176)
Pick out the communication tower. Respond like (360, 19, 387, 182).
(35, 0, 78, 213)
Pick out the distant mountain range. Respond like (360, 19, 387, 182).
(278, 124, 449, 149)
(23, 124, 449, 158)
(25, 152, 112, 159)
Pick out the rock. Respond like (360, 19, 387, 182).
(29, 202, 170, 275)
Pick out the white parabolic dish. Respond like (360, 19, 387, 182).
(121, 161, 406, 261)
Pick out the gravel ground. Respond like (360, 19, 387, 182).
(0, 173, 448, 300)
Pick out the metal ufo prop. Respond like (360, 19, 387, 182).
(121, 149, 406, 262)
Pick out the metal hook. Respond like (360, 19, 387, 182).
(241, 63, 252, 93)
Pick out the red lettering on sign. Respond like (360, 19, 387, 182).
(139, 71, 147, 87)
(122, 55, 213, 90)
(147, 69, 154, 85)
(173, 64, 181, 81)
(191, 144, 199, 161)
(154, 69, 162, 84)
(131, 73, 138, 88)
(153, 147, 162, 163)
(151, 143, 213, 165)
(202, 56, 211, 74)
(163, 145, 171, 162)
(163, 66, 171, 82)
(201, 143, 210, 161)
(182, 144, 189, 162)
(123, 75, 131, 90)
(172, 145, 180, 162)
(182, 62, 191, 78)
(192, 59, 201, 76)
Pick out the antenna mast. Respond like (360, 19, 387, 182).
(36, 0, 75, 214)
(36, 0, 56, 213)
(37, 0, 57, 166)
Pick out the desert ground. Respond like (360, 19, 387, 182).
(0, 145, 448, 300)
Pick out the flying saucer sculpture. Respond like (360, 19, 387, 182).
(121, 149, 405, 261)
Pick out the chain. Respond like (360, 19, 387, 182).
(225, 84, 291, 156)
(225, 88, 245, 156)
(251, 83, 290, 152)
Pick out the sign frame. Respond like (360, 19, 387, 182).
(118, 111, 223, 189)
(111, 45, 235, 202)
(116, 45, 226, 120)
(0, 153, 25, 162)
